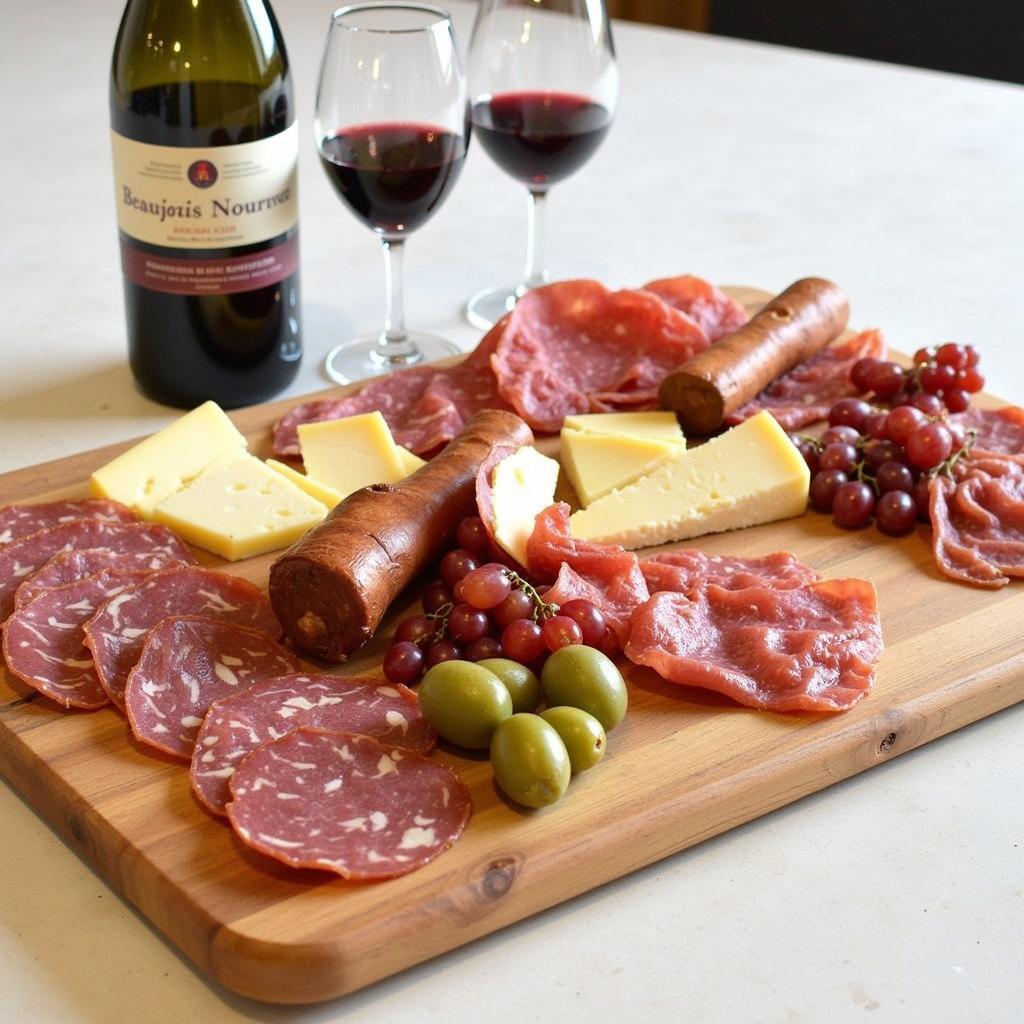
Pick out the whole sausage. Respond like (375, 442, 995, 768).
(269, 409, 533, 661)
(658, 278, 850, 434)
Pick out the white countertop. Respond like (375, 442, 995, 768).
(1, 2, 1022, 1021)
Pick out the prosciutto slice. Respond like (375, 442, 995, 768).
(625, 579, 882, 713)
(640, 549, 819, 595)
(952, 405, 1024, 459)
(726, 328, 887, 431)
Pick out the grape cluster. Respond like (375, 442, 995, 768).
(850, 343, 983, 415)
(793, 401, 973, 533)
(383, 515, 613, 684)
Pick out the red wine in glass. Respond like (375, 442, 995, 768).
(472, 91, 612, 189)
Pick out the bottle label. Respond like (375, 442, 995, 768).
(111, 123, 299, 251)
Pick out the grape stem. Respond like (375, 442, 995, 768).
(503, 569, 559, 621)
(426, 601, 453, 642)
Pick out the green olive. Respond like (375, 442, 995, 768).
(490, 713, 571, 809)
(418, 661, 512, 749)
(540, 706, 606, 774)
(477, 658, 541, 714)
(540, 646, 628, 731)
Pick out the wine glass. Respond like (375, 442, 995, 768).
(464, 0, 617, 329)
(315, 3, 470, 383)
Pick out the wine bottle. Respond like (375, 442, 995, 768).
(110, 0, 302, 408)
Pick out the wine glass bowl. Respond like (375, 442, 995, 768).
(465, 0, 617, 329)
(315, 3, 470, 383)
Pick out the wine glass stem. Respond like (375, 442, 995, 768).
(517, 189, 549, 299)
(376, 236, 418, 364)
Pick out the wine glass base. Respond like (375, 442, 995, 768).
(464, 284, 524, 330)
(323, 332, 461, 385)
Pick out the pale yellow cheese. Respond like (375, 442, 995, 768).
(265, 459, 344, 509)
(569, 411, 809, 549)
(153, 453, 328, 561)
(563, 411, 684, 443)
(395, 445, 427, 476)
(490, 446, 561, 567)
(89, 401, 247, 517)
(297, 412, 407, 497)
(560, 428, 684, 507)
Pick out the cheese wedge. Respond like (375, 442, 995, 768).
(395, 445, 427, 475)
(265, 459, 344, 509)
(561, 428, 684, 506)
(89, 401, 247, 517)
(153, 453, 328, 560)
(297, 412, 407, 497)
(563, 411, 684, 443)
(490, 446, 561, 568)
(569, 411, 809, 548)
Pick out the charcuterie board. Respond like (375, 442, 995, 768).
(1, 287, 1022, 1005)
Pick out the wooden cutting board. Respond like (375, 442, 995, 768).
(1, 289, 1021, 1004)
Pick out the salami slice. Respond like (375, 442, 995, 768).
(0, 499, 138, 546)
(491, 280, 709, 433)
(14, 547, 194, 611)
(125, 617, 300, 759)
(640, 549, 819, 595)
(953, 406, 1024, 458)
(625, 579, 882, 713)
(190, 673, 435, 815)
(726, 328, 887, 430)
(0, 521, 194, 620)
(226, 729, 470, 880)
(83, 566, 280, 709)
(642, 275, 749, 342)
(2, 570, 151, 710)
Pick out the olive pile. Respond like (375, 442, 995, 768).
(418, 646, 628, 809)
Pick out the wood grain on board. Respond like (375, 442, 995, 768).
(0, 287, 1021, 1004)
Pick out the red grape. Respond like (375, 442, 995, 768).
(920, 363, 956, 394)
(943, 387, 970, 413)
(439, 549, 478, 589)
(948, 421, 968, 451)
(383, 641, 424, 684)
(832, 481, 875, 528)
(850, 357, 882, 392)
(829, 398, 873, 431)
(964, 345, 980, 367)
(424, 639, 462, 668)
(821, 425, 861, 447)
(422, 580, 452, 615)
(501, 619, 546, 663)
(864, 412, 889, 440)
(542, 615, 583, 652)
(912, 347, 932, 366)
(455, 516, 491, 558)
(465, 637, 503, 662)
(819, 442, 859, 474)
(911, 392, 944, 416)
(459, 566, 512, 609)
(595, 628, 621, 659)
(394, 614, 435, 646)
(558, 599, 607, 646)
(912, 476, 932, 520)
(876, 491, 917, 535)
(935, 343, 967, 370)
(810, 469, 849, 512)
(876, 460, 915, 494)
(906, 422, 953, 470)
(862, 360, 906, 397)
(793, 438, 820, 474)
(491, 588, 535, 630)
(448, 603, 490, 643)
(884, 405, 927, 445)
(957, 367, 984, 393)
(864, 438, 906, 471)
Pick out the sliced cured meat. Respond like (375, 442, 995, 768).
(642, 275, 749, 342)
(0, 499, 138, 546)
(725, 328, 887, 431)
(952, 405, 1024, 458)
(191, 673, 435, 816)
(226, 728, 470, 879)
(125, 617, 300, 759)
(528, 503, 649, 643)
(640, 549, 819, 595)
(1, 570, 151, 710)
(492, 280, 709, 433)
(273, 322, 511, 458)
(929, 456, 1024, 588)
(83, 566, 280, 709)
(625, 579, 882, 713)
(14, 547, 193, 611)
(0, 520, 193, 620)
